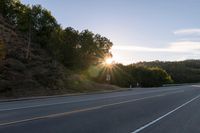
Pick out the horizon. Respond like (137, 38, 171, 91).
(21, 0, 200, 64)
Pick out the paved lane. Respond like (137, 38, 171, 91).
(0, 85, 200, 133)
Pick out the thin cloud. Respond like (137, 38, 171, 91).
(112, 41, 200, 53)
(174, 29, 200, 36)
(112, 45, 169, 52)
(169, 41, 200, 52)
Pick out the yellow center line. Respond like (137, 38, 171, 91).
(0, 90, 184, 126)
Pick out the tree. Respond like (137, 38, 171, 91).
(77, 31, 113, 69)
(30, 5, 59, 47)
(0, 0, 20, 24)
(60, 27, 79, 68)
(1, 0, 113, 71)
(94, 34, 113, 63)
(127, 66, 173, 87)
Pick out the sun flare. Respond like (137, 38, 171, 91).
(105, 58, 114, 65)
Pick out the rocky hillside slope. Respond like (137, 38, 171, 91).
(0, 15, 118, 98)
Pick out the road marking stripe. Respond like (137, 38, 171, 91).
(131, 94, 200, 133)
(0, 88, 185, 112)
(192, 85, 200, 87)
(0, 90, 183, 126)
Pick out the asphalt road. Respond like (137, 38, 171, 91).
(0, 85, 200, 133)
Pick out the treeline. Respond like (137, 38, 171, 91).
(0, 0, 112, 70)
(94, 60, 200, 87)
(93, 64, 173, 87)
(101, 60, 200, 87)
(136, 60, 200, 84)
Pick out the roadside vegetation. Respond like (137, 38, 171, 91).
(136, 60, 200, 84)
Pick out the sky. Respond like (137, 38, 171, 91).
(21, 0, 200, 64)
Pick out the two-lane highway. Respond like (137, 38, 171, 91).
(0, 85, 200, 133)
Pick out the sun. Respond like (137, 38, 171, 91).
(105, 57, 114, 65)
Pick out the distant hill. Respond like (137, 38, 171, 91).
(135, 60, 200, 84)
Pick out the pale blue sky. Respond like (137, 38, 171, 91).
(21, 0, 200, 64)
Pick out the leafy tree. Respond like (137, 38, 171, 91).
(94, 34, 113, 62)
(60, 27, 79, 68)
(127, 66, 173, 87)
(0, 0, 20, 24)
(30, 5, 58, 47)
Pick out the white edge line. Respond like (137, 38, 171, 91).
(131, 94, 200, 133)
(192, 85, 200, 87)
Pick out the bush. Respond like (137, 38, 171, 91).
(129, 66, 173, 87)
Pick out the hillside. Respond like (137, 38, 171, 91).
(0, 15, 118, 98)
